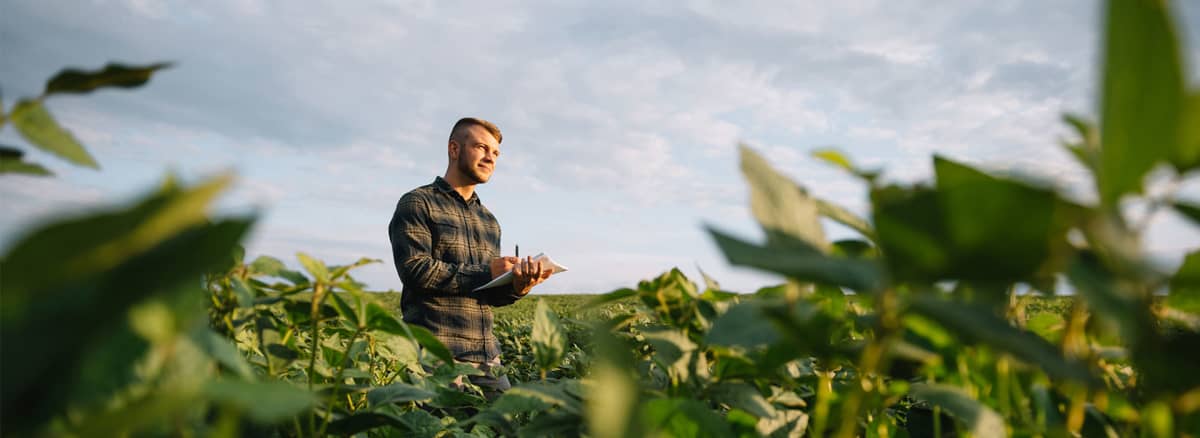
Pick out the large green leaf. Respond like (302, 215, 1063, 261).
(43, 62, 171, 96)
(367, 383, 436, 406)
(532, 298, 568, 374)
(1, 173, 233, 296)
(204, 380, 316, 422)
(1098, 0, 1186, 203)
(586, 329, 641, 438)
(739, 145, 828, 251)
(1, 216, 252, 432)
(364, 303, 455, 365)
(909, 383, 1004, 438)
(641, 398, 734, 438)
(934, 156, 1071, 284)
(706, 301, 780, 350)
(9, 99, 98, 168)
(909, 296, 1097, 385)
(707, 226, 880, 292)
(871, 158, 1074, 285)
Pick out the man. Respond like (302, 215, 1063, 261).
(388, 117, 553, 399)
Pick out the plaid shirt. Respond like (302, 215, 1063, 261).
(388, 176, 522, 363)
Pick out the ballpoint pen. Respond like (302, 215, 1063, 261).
(516, 245, 519, 258)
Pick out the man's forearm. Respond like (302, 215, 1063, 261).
(402, 255, 491, 294)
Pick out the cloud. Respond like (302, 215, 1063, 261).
(4, 0, 1200, 294)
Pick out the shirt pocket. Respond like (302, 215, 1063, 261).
(430, 218, 467, 262)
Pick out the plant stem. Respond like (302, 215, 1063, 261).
(307, 282, 326, 435)
(812, 369, 834, 436)
(317, 328, 363, 437)
(835, 288, 900, 438)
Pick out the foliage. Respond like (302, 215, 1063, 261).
(1, 62, 169, 175)
(3, 0, 1200, 436)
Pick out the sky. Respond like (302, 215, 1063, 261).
(2, 0, 1200, 294)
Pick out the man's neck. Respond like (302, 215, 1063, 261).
(442, 171, 476, 201)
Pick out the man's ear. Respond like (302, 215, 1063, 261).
(448, 140, 460, 160)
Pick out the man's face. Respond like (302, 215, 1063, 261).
(451, 125, 501, 184)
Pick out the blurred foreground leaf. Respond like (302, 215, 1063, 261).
(44, 62, 171, 96)
(9, 99, 97, 169)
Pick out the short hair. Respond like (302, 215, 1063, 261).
(449, 117, 502, 144)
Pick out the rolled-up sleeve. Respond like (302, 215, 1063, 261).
(388, 194, 491, 294)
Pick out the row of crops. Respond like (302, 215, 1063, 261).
(2, 0, 1199, 436)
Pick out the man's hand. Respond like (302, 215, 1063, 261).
(490, 256, 518, 279)
(512, 256, 554, 297)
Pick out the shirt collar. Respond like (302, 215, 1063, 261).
(433, 176, 480, 205)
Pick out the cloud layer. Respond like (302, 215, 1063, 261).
(3, 0, 1199, 292)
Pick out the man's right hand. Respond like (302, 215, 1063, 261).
(490, 256, 519, 279)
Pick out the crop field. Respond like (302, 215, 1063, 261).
(2, 0, 1199, 436)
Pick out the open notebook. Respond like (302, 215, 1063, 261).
(472, 252, 569, 291)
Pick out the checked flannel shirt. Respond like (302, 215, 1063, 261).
(388, 176, 523, 363)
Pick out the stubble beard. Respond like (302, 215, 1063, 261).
(458, 156, 490, 184)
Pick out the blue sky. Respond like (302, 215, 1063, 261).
(2, 0, 1199, 294)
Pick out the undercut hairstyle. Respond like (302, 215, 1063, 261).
(449, 117, 503, 144)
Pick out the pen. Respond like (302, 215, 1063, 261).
(516, 245, 519, 258)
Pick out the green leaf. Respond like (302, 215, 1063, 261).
(266, 343, 300, 361)
(1175, 93, 1200, 171)
(740, 144, 828, 251)
(204, 380, 316, 422)
(0, 147, 53, 176)
(410, 321, 451, 362)
(909, 383, 1004, 438)
(934, 156, 1070, 284)
(586, 288, 636, 308)
(641, 398, 734, 438)
(1098, 0, 1185, 204)
(329, 257, 380, 281)
(495, 382, 582, 414)
(325, 412, 403, 435)
(249, 254, 286, 275)
(0, 155, 53, 176)
(1025, 311, 1067, 344)
(1168, 251, 1200, 314)
(709, 383, 774, 419)
(1, 173, 234, 295)
(191, 328, 255, 380)
(707, 226, 881, 292)
(532, 298, 568, 374)
(909, 296, 1097, 385)
(585, 360, 640, 438)
(9, 99, 98, 168)
(296, 252, 330, 283)
(367, 383, 436, 407)
(643, 327, 701, 383)
(329, 291, 360, 327)
(811, 147, 879, 181)
(0, 176, 250, 431)
(229, 277, 256, 308)
(44, 62, 171, 96)
(706, 302, 779, 350)
(816, 198, 875, 241)
(1066, 252, 1154, 343)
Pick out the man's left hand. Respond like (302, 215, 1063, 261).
(512, 256, 553, 297)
